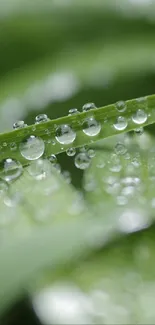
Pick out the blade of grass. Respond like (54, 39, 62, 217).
(0, 94, 154, 166)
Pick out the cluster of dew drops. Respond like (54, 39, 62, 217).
(0, 99, 149, 206)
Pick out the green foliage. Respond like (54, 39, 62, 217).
(1, 1, 155, 324)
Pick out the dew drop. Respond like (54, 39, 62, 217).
(75, 153, 91, 170)
(13, 120, 27, 129)
(134, 127, 144, 135)
(114, 143, 127, 155)
(115, 101, 127, 112)
(66, 147, 76, 157)
(35, 114, 49, 124)
(10, 142, 17, 151)
(62, 170, 71, 184)
(19, 135, 45, 160)
(113, 116, 128, 131)
(132, 109, 147, 125)
(83, 117, 101, 137)
(68, 108, 79, 116)
(79, 145, 89, 153)
(0, 158, 23, 182)
(87, 149, 96, 158)
(49, 154, 57, 166)
(82, 102, 96, 112)
(55, 125, 76, 145)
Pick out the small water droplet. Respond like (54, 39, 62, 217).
(62, 170, 71, 184)
(82, 102, 96, 112)
(66, 148, 76, 157)
(54, 163, 61, 174)
(10, 142, 17, 151)
(115, 101, 127, 112)
(132, 109, 147, 125)
(87, 149, 96, 158)
(113, 116, 128, 131)
(32, 126, 36, 132)
(55, 125, 76, 145)
(114, 143, 127, 155)
(13, 120, 27, 129)
(79, 145, 89, 153)
(19, 135, 45, 160)
(35, 114, 49, 124)
(134, 127, 144, 135)
(75, 153, 91, 170)
(83, 117, 101, 136)
(49, 154, 57, 166)
(68, 108, 79, 116)
(3, 142, 7, 147)
(0, 158, 23, 182)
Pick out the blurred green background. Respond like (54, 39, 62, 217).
(1, 0, 155, 323)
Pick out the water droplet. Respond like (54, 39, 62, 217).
(0, 158, 23, 182)
(75, 153, 91, 170)
(109, 154, 122, 173)
(0, 179, 9, 196)
(19, 135, 45, 160)
(115, 101, 127, 112)
(55, 125, 76, 145)
(28, 159, 52, 180)
(79, 145, 89, 153)
(32, 126, 36, 132)
(113, 116, 128, 131)
(68, 108, 79, 116)
(62, 170, 71, 184)
(83, 117, 101, 137)
(82, 102, 96, 112)
(49, 154, 57, 166)
(35, 114, 49, 124)
(10, 142, 17, 151)
(87, 149, 96, 158)
(134, 127, 144, 135)
(114, 143, 127, 155)
(13, 120, 27, 129)
(54, 163, 61, 174)
(33, 283, 92, 325)
(66, 148, 76, 157)
(132, 109, 147, 125)
(3, 142, 7, 147)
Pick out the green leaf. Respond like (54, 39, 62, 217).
(33, 226, 155, 324)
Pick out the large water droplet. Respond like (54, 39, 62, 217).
(68, 108, 79, 116)
(66, 148, 76, 157)
(13, 120, 27, 129)
(55, 125, 76, 145)
(0, 158, 23, 182)
(83, 117, 101, 136)
(132, 109, 147, 125)
(115, 101, 127, 112)
(113, 116, 128, 131)
(19, 136, 45, 160)
(82, 102, 96, 112)
(35, 114, 49, 124)
(75, 153, 91, 170)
